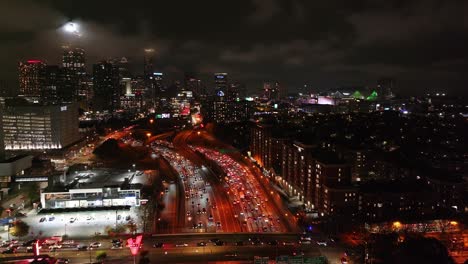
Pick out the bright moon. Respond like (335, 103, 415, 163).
(64, 22, 78, 33)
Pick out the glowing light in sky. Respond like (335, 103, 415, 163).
(63, 22, 81, 36)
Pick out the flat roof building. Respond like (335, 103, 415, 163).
(1, 101, 80, 150)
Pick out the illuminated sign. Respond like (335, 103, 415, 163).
(153, 72, 163, 76)
(60, 106, 67, 111)
(216, 75, 225, 79)
(127, 235, 143, 256)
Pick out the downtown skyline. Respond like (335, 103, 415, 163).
(1, 0, 468, 96)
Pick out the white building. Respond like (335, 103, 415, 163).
(1, 102, 80, 150)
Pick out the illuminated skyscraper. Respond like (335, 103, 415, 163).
(61, 46, 86, 102)
(18, 60, 46, 98)
(263, 81, 280, 100)
(214, 73, 228, 97)
(184, 72, 203, 97)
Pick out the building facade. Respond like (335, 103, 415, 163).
(18, 60, 46, 98)
(1, 103, 80, 150)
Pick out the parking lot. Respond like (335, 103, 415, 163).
(20, 207, 141, 239)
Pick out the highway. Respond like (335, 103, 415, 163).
(174, 129, 298, 234)
(1, 233, 348, 263)
(173, 131, 242, 233)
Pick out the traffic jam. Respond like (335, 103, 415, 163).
(192, 146, 284, 233)
(150, 141, 221, 232)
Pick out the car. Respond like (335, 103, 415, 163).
(235, 241, 244, 246)
(78, 245, 89, 251)
(15, 212, 26, 217)
(49, 244, 62, 250)
(267, 240, 278, 246)
(89, 242, 101, 248)
(175, 243, 188, 247)
(153, 242, 164, 248)
(111, 239, 122, 244)
(39, 217, 46, 223)
(22, 239, 38, 247)
(214, 241, 225, 246)
(117, 215, 122, 220)
(2, 248, 17, 254)
(196, 242, 207, 247)
(316, 241, 328, 246)
(56, 258, 69, 264)
(125, 215, 131, 221)
(86, 216, 92, 221)
(69, 217, 77, 223)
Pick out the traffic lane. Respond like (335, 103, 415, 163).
(3, 244, 324, 263)
(175, 142, 239, 233)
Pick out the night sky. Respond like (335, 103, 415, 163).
(1, 0, 468, 96)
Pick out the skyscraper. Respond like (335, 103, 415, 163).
(263, 81, 280, 100)
(377, 78, 395, 100)
(18, 60, 46, 98)
(93, 61, 120, 111)
(61, 46, 86, 102)
(143, 49, 155, 79)
(43, 65, 60, 102)
(214, 73, 228, 97)
(184, 72, 203, 98)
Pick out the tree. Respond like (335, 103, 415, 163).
(391, 236, 454, 264)
(25, 183, 40, 204)
(9, 220, 30, 238)
(95, 251, 107, 262)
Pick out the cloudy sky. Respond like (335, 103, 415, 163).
(1, 0, 467, 95)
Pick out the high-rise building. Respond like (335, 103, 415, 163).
(0, 101, 80, 150)
(61, 46, 86, 102)
(143, 49, 155, 79)
(184, 72, 203, 97)
(43, 65, 60, 102)
(263, 81, 280, 100)
(214, 73, 228, 97)
(18, 60, 46, 98)
(377, 78, 394, 100)
(93, 61, 120, 111)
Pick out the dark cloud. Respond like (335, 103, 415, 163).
(0, 0, 467, 95)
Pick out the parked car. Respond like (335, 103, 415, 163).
(89, 242, 101, 248)
(152, 242, 164, 248)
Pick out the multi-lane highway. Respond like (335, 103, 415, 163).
(1, 233, 349, 264)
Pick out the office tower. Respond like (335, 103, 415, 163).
(263, 81, 280, 100)
(214, 73, 228, 97)
(143, 49, 155, 79)
(116, 57, 131, 79)
(43, 65, 60, 102)
(60, 46, 85, 102)
(1, 102, 80, 150)
(92, 61, 120, 111)
(18, 60, 46, 98)
(377, 78, 395, 100)
(184, 72, 203, 97)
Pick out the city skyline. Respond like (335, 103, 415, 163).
(1, 0, 468, 96)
